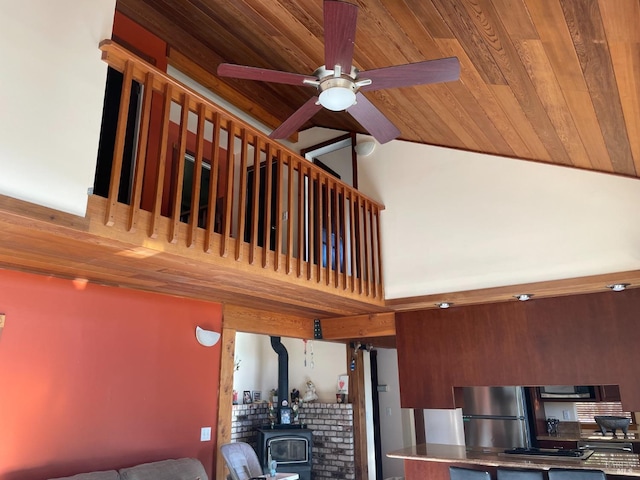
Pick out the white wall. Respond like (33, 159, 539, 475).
(233, 332, 347, 403)
(357, 139, 640, 299)
(0, 0, 116, 216)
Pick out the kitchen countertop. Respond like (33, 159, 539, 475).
(388, 443, 640, 476)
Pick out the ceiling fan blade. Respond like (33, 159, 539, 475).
(217, 63, 316, 86)
(359, 57, 460, 92)
(269, 96, 323, 139)
(347, 92, 401, 144)
(324, 0, 358, 71)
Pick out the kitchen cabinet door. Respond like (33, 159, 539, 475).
(597, 385, 621, 402)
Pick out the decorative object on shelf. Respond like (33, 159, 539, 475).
(232, 390, 238, 405)
(270, 388, 278, 403)
(291, 388, 300, 404)
(253, 391, 262, 403)
(280, 406, 292, 424)
(243, 390, 252, 404)
(546, 417, 560, 435)
(303, 379, 319, 402)
(195, 326, 221, 347)
(337, 374, 348, 403)
(267, 402, 277, 428)
(594, 415, 631, 437)
(292, 401, 299, 424)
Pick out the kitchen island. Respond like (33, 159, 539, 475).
(388, 443, 640, 480)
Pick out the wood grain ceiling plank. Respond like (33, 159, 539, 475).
(430, 0, 507, 85)
(559, 0, 636, 176)
(525, 0, 613, 173)
(436, 39, 535, 160)
(490, 85, 552, 162)
(400, 0, 456, 40)
(376, 1, 516, 156)
(488, 0, 539, 40)
(598, 0, 640, 175)
(439, 0, 574, 166)
(514, 39, 591, 169)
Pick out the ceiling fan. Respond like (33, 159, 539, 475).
(217, 0, 460, 144)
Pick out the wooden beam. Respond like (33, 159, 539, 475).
(386, 270, 640, 311)
(223, 304, 314, 338)
(317, 312, 395, 339)
(215, 326, 236, 480)
(348, 345, 369, 480)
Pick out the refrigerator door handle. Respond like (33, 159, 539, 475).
(463, 415, 525, 421)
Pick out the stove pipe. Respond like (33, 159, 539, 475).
(270, 336, 288, 408)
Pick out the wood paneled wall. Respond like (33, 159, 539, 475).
(396, 288, 640, 411)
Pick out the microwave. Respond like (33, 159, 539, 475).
(539, 385, 596, 399)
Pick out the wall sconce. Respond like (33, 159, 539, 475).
(607, 283, 629, 292)
(195, 326, 221, 347)
(354, 139, 376, 157)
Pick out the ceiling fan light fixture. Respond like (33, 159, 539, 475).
(318, 77, 357, 111)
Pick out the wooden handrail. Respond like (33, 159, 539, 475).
(97, 39, 386, 301)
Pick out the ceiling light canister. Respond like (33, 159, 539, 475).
(515, 294, 533, 301)
(607, 283, 629, 292)
(437, 302, 452, 309)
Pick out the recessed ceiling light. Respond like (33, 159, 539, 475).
(607, 283, 629, 292)
(436, 302, 452, 309)
(515, 294, 533, 301)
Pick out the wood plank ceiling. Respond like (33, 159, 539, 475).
(116, 0, 640, 178)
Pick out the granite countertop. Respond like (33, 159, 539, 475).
(387, 443, 640, 476)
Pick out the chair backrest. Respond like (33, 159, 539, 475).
(220, 442, 264, 480)
(548, 469, 606, 480)
(450, 466, 492, 480)
(497, 468, 544, 480)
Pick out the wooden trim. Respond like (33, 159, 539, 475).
(348, 345, 369, 480)
(222, 304, 314, 338)
(215, 324, 236, 480)
(386, 269, 640, 311)
(317, 312, 395, 339)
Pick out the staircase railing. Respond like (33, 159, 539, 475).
(97, 40, 384, 300)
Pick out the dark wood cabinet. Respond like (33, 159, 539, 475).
(597, 385, 622, 402)
(537, 440, 578, 450)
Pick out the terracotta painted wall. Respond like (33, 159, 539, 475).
(0, 269, 222, 480)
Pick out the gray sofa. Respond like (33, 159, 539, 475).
(48, 457, 208, 480)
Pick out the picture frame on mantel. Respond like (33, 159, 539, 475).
(253, 391, 261, 403)
(243, 390, 252, 404)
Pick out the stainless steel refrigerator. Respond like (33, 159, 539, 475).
(462, 386, 531, 449)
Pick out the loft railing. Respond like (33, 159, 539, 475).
(96, 40, 384, 300)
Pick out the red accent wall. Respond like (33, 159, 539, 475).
(0, 269, 222, 480)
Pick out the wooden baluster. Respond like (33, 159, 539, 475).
(262, 144, 273, 269)
(349, 191, 357, 293)
(355, 194, 365, 294)
(363, 200, 371, 297)
(128, 71, 154, 233)
(316, 172, 324, 284)
(308, 166, 315, 281)
(169, 93, 190, 244)
(323, 176, 330, 286)
(249, 140, 261, 265)
(235, 129, 249, 261)
(286, 155, 294, 275)
(296, 159, 305, 278)
(205, 112, 221, 254)
(340, 184, 348, 290)
(220, 121, 235, 258)
(375, 205, 384, 298)
(368, 199, 377, 298)
(274, 151, 284, 272)
(187, 103, 206, 248)
(105, 60, 133, 227)
(149, 83, 172, 239)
